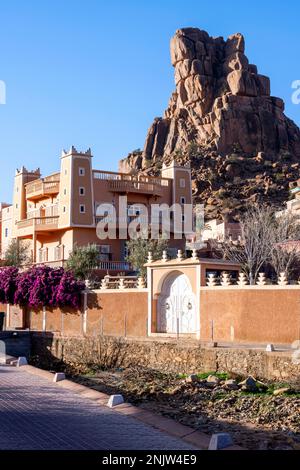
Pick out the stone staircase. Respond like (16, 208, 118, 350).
(0, 331, 31, 360)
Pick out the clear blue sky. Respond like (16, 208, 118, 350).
(0, 0, 299, 202)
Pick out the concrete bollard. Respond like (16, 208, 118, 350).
(53, 372, 66, 382)
(17, 357, 28, 367)
(107, 394, 124, 408)
(209, 433, 233, 450)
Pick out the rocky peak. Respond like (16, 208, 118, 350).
(119, 27, 300, 219)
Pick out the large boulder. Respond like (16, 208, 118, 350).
(238, 376, 258, 392)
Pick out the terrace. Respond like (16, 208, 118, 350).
(93, 170, 169, 196)
(25, 173, 60, 200)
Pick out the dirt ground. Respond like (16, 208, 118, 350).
(69, 366, 300, 450)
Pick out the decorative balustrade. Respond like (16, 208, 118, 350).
(99, 275, 146, 290)
(205, 271, 298, 287)
(278, 272, 288, 286)
(237, 273, 248, 287)
(221, 272, 231, 286)
(257, 273, 267, 286)
(207, 273, 217, 287)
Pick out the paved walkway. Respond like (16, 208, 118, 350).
(0, 366, 196, 450)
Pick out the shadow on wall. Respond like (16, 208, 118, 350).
(0, 331, 31, 358)
(86, 291, 101, 310)
(29, 333, 130, 374)
(29, 332, 300, 385)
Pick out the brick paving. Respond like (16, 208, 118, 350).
(0, 366, 197, 450)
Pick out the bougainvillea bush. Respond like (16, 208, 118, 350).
(0, 267, 19, 304)
(0, 265, 84, 310)
(14, 267, 39, 307)
(27, 266, 64, 309)
(56, 271, 85, 309)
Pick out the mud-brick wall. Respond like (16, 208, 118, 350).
(0, 304, 24, 329)
(200, 287, 300, 344)
(86, 291, 148, 337)
(26, 290, 148, 337)
(30, 334, 300, 384)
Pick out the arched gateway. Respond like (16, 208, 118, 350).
(157, 273, 196, 334)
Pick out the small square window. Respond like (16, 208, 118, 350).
(79, 167, 85, 176)
(179, 178, 186, 188)
(63, 206, 66, 213)
(79, 187, 85, 196)
(63, 188, 67, 195)
(80, 204, 85, 214)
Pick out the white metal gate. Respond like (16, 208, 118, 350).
(157, 273, 196, 334)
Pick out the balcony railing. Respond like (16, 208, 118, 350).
(25, 177, 60, 200)
(27, 204, 59, 219)
(93, 171, 123, 181)
(96, 261, 132, 272)
(95, 215, 154, 225)
(93, 170, 169, 196)
(16, 216, 59, 232)
(17, 218, 34, 229)
(35, 216, 59, 228)
(43, 173, 61, 183)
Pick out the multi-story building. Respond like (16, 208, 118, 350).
(275, 179, 300, 217)
(201, 218, 241, 243)
(0, 147, 192, 273)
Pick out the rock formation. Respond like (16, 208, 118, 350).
(119, 28, 300, 219)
